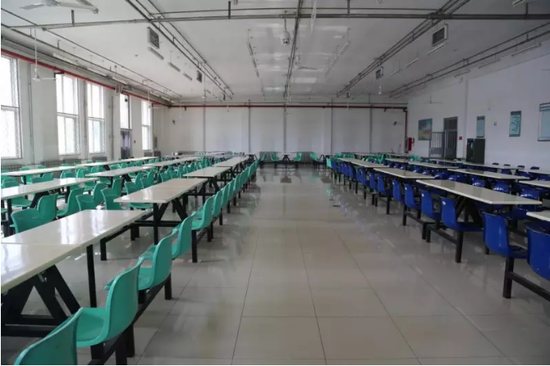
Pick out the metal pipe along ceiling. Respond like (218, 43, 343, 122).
(171, 104, 407, 110)
(125, 0, 233, 100)
(10, 13, 550, 31)
(335, 0, 472, 98)
(283, 0, 304, 99)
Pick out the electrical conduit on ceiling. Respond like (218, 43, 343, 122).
(1, 49, 170, 107)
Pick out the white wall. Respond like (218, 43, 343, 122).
(157, 105, 406, 155)
(406, 49, 550, 167)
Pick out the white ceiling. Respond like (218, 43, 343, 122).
(2, 0, 550, 103)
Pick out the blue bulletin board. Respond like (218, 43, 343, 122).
(509, 111, 521, 137)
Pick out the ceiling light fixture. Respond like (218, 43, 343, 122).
(453, 69, 471, 78)
(52, 53, 77, 65)
(511, 42, 541, 57)
(478, 57, 501, 69)
(389, 69, 400, 77)
(112, 76, 128, 85)
(406, 57, 419, 68)
(325, 29, 350, 77)
(427, 42, 446, 56)
(183, 73, 193, 81)
(168, 62, 181, 72)
(148, 47, 164, 60)
(92, 69, 107, 77)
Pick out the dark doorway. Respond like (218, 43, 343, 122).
(121, 130, 132, 159)
(443, 117, 458, 159)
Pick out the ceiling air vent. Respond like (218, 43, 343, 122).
(148, 27, 160, 49)
(432, 25, 447, 48)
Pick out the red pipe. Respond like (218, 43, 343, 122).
(1, 49, 169, 107)
(173, 104, 407, 110)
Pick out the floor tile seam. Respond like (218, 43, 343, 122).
(334, 182, 510, 359)
(340, 232, 418, 361)
(297, 224, 328, 362)
(231, 226, 259, 360)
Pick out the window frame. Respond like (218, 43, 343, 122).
(86, 82, 105, 154)
(141, 100, 152, 151)
(56, 74, 80, 156)
(1, 55, 23, 159)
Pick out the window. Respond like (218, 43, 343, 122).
(87, 83, 105, 153)
(56, 75, 80, 155)
(1, 56, 22, 159)
(120, 94, 130, 129)
(141, 100, 152, 150)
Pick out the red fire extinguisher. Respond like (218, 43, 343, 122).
(407, 137, 415, 152)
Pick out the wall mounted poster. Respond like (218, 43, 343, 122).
(539, 103, 550, 141)
(476, 116, 485, 138)
(418, 119, 432, 141)
(509, 111, 522, 137)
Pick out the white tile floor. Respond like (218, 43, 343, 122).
(2, 167, 550, 365)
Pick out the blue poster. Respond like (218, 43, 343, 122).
(509, 111, 521, 137)
(418, 119, 432, 141)
(539, 103, 550, 141)
(476, 116, 485, 138)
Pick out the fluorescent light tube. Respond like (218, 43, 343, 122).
(511, 43, 541, 57)
(338, 41, 350, 57)
(148, 47, 164, 60)
(478, 58, 500, 69)
(53, 53, 77, 65)
(247, 42, 254, 57)
(183, 73, 193, 81)
(389, 69, 401, 77)
(406, 58, 419, 68)
(454, 69, 471, 78)
(168, 62, 181, 72)
(92, 69, 108, 77)
(427, 42, 446, 56)
(112, 76, 128, 85)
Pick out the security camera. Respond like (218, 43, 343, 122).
(281, 30, 291, 46)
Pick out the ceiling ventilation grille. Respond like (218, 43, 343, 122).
(432, 25, 448, 48)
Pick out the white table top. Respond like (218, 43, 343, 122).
(1, 178, 97, 200)
(519, 169, 550, 175)
(1, 244, 85, 292)
(1, 166, 75, 177)
(386, 158, 409, 164)
(417, 180, 543, 205)
(123, 157, 154, 163)
(145, 157, 199, 168)
(149, 178, 207, 190)
(182, 167, 231, 178)
(527, 211, 550, 223)
(214, 157, 248, 168)
(429, 158, 462, 164)
(375, 168, 433, 180)
(449, 169, 529, 181)
(75, 161, 113, 168)
(2, 210, 146, 246)
(408, 161, 449, 169)
(115, 186, 190, 204)
(520, 180, 550, 189)
(87, 166, 149, 178)
(339, 158, 385, 169)
(460, 162, 504, 169)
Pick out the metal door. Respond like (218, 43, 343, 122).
(443, 117, 458, 159)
